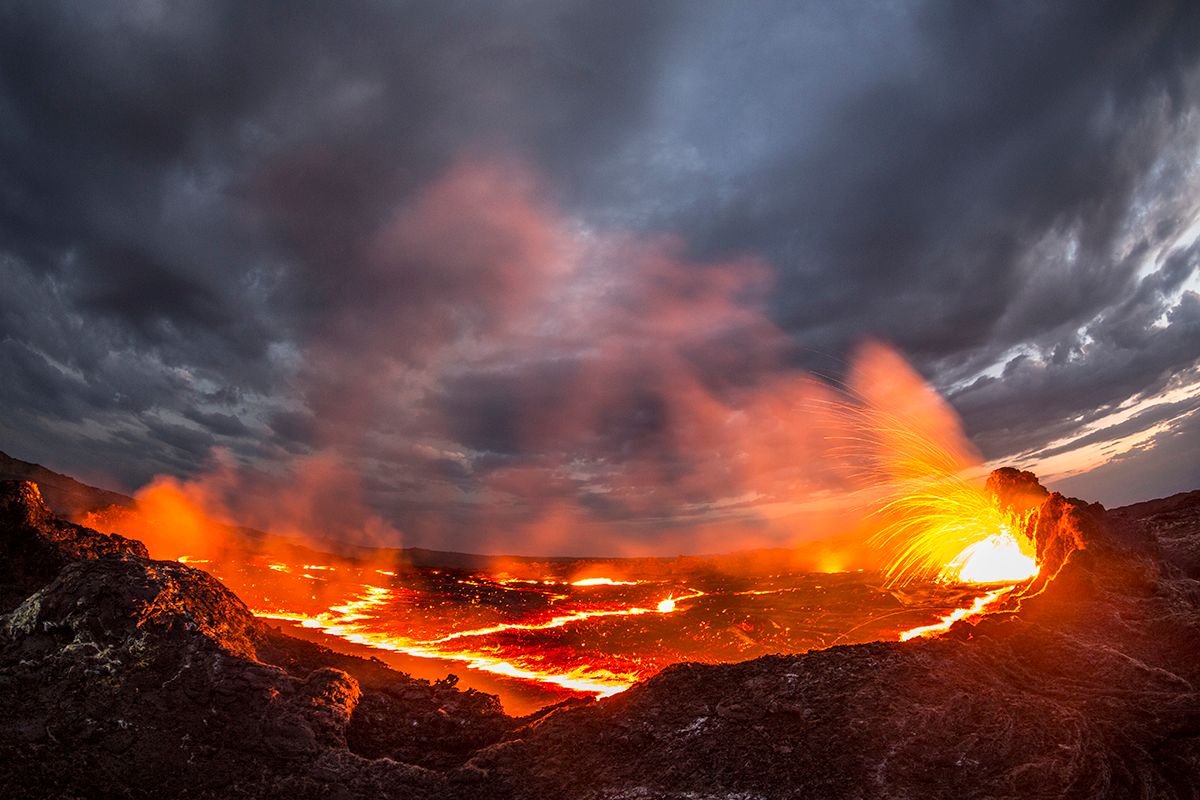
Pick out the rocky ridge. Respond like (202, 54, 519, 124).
(0, 450, 134, 519)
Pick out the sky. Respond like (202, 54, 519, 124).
(1, 1, 1199, 554)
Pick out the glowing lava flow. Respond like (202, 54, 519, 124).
(421, 589, 704, 645)
(888, 528, 1035, 642)
(254, 585, 704, 697)
(570, 577, 638, 587)
(898, 586, 1014, 641)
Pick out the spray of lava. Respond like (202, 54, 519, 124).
(873, 472, 1037, 640)
(821, 343, 1040, 639)
(873, 472, 1038, 588)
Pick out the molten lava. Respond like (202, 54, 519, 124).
(897, 586, 1014, 641)
(75, 342, 1060, 709)
(571, 577, 638, 587)
(89, 349, 1051, 702)
(154, 536, 1036, 709)
(255, 582, 704, 697)
(942, 531, 1038, 584)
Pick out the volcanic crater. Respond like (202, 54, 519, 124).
(1, 467, 1199, 799)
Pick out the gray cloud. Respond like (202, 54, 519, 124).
(1, 0, 1199, 551)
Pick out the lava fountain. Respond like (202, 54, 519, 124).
(820, 342, 1042, 639)
(874, 476, 1039, 641)
(944, 531, 1038, 584)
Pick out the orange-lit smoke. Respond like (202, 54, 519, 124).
(87, 158, 1032, 579)
(84, 340, 1015, 579)
(79, 450, 410, 613)
(82, 475, 230, 562)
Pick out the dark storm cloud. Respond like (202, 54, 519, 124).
(181, 407, 249, 439)
(644, 2, 1199, 346)
(953, 261, 1200, 461)
(2, 0, 1199, 551)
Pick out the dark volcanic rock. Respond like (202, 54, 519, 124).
(0, 451, 135, 518)
(256, 633, 511, 770)
(986, 469, 1102, 587)
(0, 557, 421, 797)
(0, 480, 147, 611)
(986, 466, 1050, 515)
(1111, 489, 1200, 578)
(2, 472, 1200, 799)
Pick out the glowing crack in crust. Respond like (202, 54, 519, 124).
(897, 586, 1016, 641)
(254, 585, 705, 698)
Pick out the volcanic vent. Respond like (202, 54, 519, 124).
(886, 467, 1085, 642)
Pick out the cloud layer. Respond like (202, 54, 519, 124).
(2, 1, 1199, 551)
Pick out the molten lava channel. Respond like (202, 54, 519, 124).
(254, 582, 705, 697)
(897, 586, 1015, 642)
(894, 529, 1038, 641)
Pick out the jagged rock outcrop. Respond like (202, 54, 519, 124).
(985, 468, 1130, 592)
(0, 451, 135, 518)
(0, 481, 147, 611)
(986, 466, 1049, 515)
